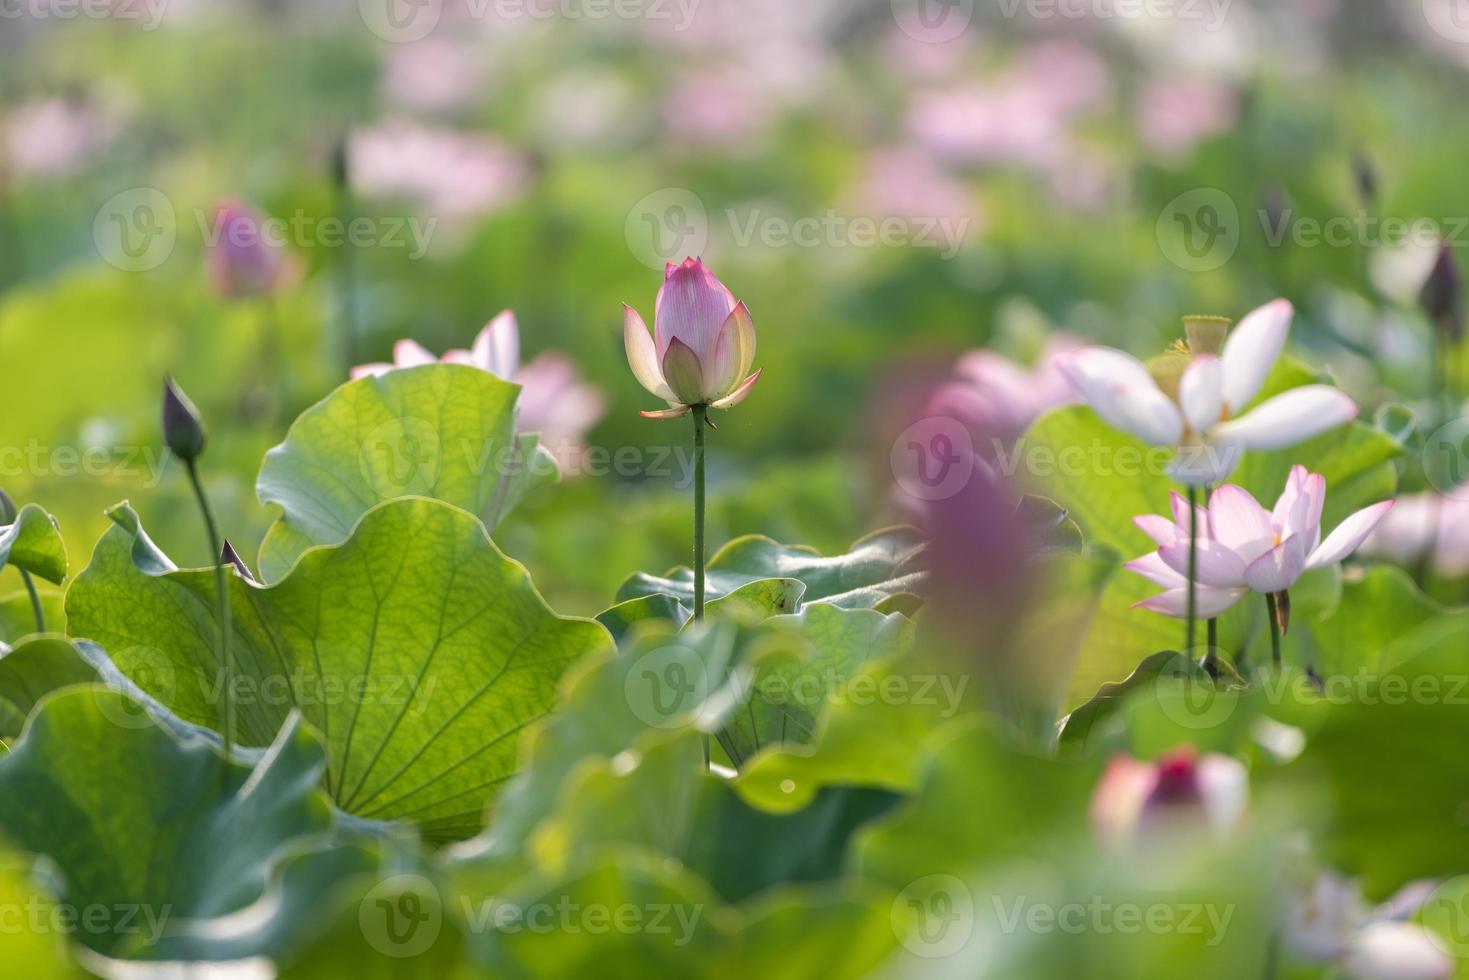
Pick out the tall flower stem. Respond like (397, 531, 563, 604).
(1186, 485, 1199, 655)
(19, 568, 43, 634)
(1265, 592, 1282, 669)
(692, 405, 707, 622)
(185, 459, 234, 760)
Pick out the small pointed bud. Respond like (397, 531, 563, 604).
(1259, 184, 1287, 236)
(1146, 350, 1191, 402)
(1420, 243, 1463, 343)
(220, 539, 256, 582)
(0, 488, 15, 525)
(162, 376, 207, 462)
(1352, 149, 1377, 207)
(1183, 315, 1230, 356)
(329, 137, 350, 191)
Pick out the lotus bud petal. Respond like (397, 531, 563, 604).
(162, 376, 207, 462)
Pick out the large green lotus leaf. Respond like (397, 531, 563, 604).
(615, 527, 927, 613)
(596, 577, 805, 643)
(0, 687, 337, 959)
(1026, 372, 1401, 701)
(1274, 693, 1469, 898)
(1295, 565, 1469, 679)
(714, 605, 915, 767)
(255, 364, 558, 583)
(480, 606, 912, 859)
(856, 718, 1098, 889)
(0, 504, 68, 586)
(0, 588, 65, 645)
(65, 497, 612, 842)
(733, 657, 980, 814)
(0, 637, 101, 741)
(529, 731, 899, 905)
(448, 850, 896, 978)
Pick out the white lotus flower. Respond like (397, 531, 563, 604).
(1058, 299, 1359, 485)
(1286, 872, 1451, 980)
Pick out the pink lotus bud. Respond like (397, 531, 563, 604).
(1091, 748, 1247, 849)
(205, 198, 293, 300)
(624, 257, 760, 419)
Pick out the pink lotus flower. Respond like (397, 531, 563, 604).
(1058, 300, 1359, 485)
(623, 258, 761, 420)
(352, 311, 604, 470)
(205, 199, 298, 301)
(1091, 748, 1247, 849)
(927, 334, 1081, 444)
(1127, 466, 1394, 618)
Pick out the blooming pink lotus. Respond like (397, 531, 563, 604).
(623, 257, 761, 420)
(1362, 487, 1469, 578)
(1058, 300, 1358, 485)
(352, 311, 604, 470)
(1127, 466, 1394, 618)
(206, 199, 299, 300)
(1091, 748, 1247, 849)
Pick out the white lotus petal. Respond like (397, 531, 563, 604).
(1212, 386, 1357, 451)
(1058, 348, 1184, 446)
(1307, 501, 1396, 571)
(1221, 298, 1292, 413)
(1179, 354, 1224, 433)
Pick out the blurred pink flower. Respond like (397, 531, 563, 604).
(1136, 80, 1239, 160)
(4, 98, 121, 177)
(381, 39, 487, 114)
(926, 334, 1080, 444)
(349, 120, 531, 221)
(624, 257, 760, 419)
(1092, 748, 1247, 849)
(661, 70, 774, 149)
(353, 311, 604, 471)
(205, 199, 299, 301)
(1127, 467, 1394, 619)
(852, 145, 981, 239)
(1361, 489, 1469, 578)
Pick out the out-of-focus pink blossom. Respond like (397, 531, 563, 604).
(205, 199, 299, 301)
(1286, 872, 1451, 980)
(926, 335, 1080, 444)
(381, 39, 487, 113)
(3, 98, 121, 178)
(1361, 489, 1469, 578)
(349, 120, 531, 221)
(353, 311, 605, 471)
(624, 257, 759, 418)
(851, 145, 981, 241)
(1136, 80, 1239, 160)
(661, 70, 775, 150)
(1091, 748, 1247, 849)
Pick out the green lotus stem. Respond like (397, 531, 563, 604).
(19, 568, 43, 634)
(1265, 592, 1282, 669)
(692, 405, 707, 622)
(1186, 485, 1198, 655)
(185, 459, 235, 759)
(1205, 617, 1218, 676)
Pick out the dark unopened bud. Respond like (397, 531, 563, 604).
(1352, 149, 1377, 207)
(162, 376, 207, 462)
(329, 137, 350, 191)
(0, 488, 15, 525)
(221, 539, 256, 582)
(1420, 244, 1463, 343)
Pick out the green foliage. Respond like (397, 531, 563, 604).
(66, 498, 612, 841)
(0, 504, 67, 585)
